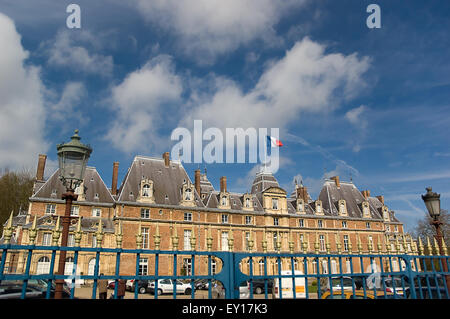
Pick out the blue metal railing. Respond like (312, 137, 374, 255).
(0, 244, 449, 299)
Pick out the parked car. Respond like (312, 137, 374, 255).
(272, 270, 306, 299)
(148, 279, 193, 295)
(127, 279, 150, 294)
(402, 273, 448, 299)
(0, 282, 45, 299)
(194, 279, 210, 290)
(251, 278, 274, 294)
(0, 279, 72, 299)
(405, 287, 449, 299)
(321, 289, 396, 299)
(384, 277, 405, 295)
(324, 276, 354, 292)
(107, 280, 115, 289)
(239, 280, 250, 299)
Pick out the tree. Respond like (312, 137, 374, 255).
(412, 209, 450, 247)
(0, 170, 34, 234)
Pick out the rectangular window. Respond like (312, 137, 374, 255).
(184, 230, 192, 251)
(299, 219, 304, 228)
(183, 258, 192, 276)
(273, 217, 279, 226)
(366, 222, 371, 229)
(317, 220, 323, 228)
(141, 208, 150, 219)
(345, 258, 351, 273)
(272, 198, 278, 210)
(142, 227, 149, 249)
(92, 235, 97, 248)
(319, 235, 325, 252)
(92, 208, 101, 217)
(245, 232, 250, 251)
(221, 232, 229, 251)
(68, 234, 75, 247)
(45, 204, 56, 215)
(184, 212, 192, 221)
(343, 235, 349, 252)
(221, 214, 228, 224)
(70, 206, 79, 216)
(139, 258, 148, 276)
(42, 233, 52, 246)
(342, 221, 348, 228)
(273, 232, 278, 251)
(245, 216, 252, 225)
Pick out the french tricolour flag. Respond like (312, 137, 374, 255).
(267, 136, 283, 147)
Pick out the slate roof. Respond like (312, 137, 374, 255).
(32, 167, 115, 205)
(317, 179, 399, 221)
(117, 156, 204, 207)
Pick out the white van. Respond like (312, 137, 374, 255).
(272, 270, 306, 299)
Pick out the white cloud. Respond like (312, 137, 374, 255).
(345, 105, 369, 152)
(105, 55, 183, 153)
(182, 38, 370, 130)
(48, 82, 86, 122)
(0, 13, 49, 170)
(385, 170, 450, 183)
(135, 0, 307, 63)
(345, 105, 368, 129)
(44, 30, 114, 76)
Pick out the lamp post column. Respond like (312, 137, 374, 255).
(431, 219, 450, 291)
(54, 190, 78, 299)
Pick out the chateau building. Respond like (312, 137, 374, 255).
(2, 152, 410, 279)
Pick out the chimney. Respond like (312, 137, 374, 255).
(362, 190, 371, 199)
(111, 162, 119, 196)
(296, 185, 309, 202)
(220, 176, 227, 193)
(36, 154, 47, 181)
(376, 195, 384, 205)
(194, 169, 201, 197)
(163, 152, 170, 167)
(330, 176, 340, 188)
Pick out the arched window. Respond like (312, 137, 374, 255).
(36, 256, 50, 274)
(88, 258, 96, 276)
(258, 260, 264, 275)
(65, 257, 74, 275)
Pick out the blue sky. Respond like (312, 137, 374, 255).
(0, 0, 449, 232)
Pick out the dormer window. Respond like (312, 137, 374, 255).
(272, 198, 279, 210)
(180, 181, 195, 207)
(245, 198, 250, 208)
(382, 206, 390, 222)
(315, 200, 323, 214)
(142, 184, 151, 197)
(297, 198, 305, 214)
(338, 199, 347, 216)
(138, 179, 155, 203)
(221, 196, 227, 206)
(185, 188, 192, 201)
(362, 201, 370, 218)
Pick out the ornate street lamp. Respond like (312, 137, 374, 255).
(422, 187, 441, 221)
(421, 187, 449, 291)
(54, 130, 92, 299)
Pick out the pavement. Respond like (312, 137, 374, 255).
(74, 287, 318, 299)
